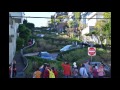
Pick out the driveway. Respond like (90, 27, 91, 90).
(23, 52, 59, 60)
(23, 52, 39, 56)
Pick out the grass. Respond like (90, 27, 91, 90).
(24, 56, 64, 78)
(57, 47, 111, 65)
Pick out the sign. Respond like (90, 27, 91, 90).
(88, 47, 96, 56)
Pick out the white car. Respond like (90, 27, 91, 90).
(60, 45, 79, 52)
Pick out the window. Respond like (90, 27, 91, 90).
(9, 36, 12, 43)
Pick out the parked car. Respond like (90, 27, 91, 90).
(36, 34, 44, 37)
(38, 51, 54, 60)
(60, 45, 80, 52)
(90, 62, 111, 77)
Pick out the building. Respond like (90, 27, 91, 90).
(9, 12, 24, 64)
(68, 12, 74, 21)
(80, 12, 104, 43)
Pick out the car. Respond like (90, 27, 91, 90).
(60, 45, 80, 52)
(38, 51, 54, 60)
(90, 62, 111, 77)
(46, 28, 50, 30)
(36, 34, 44, 37)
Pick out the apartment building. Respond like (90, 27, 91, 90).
(9, 12, 24, 64)
(80, 12, 104, 43)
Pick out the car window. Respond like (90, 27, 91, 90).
(63, 45, 71, 49)
(41, 53, 50, 57)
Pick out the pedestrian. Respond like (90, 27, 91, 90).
(13, 60, 17, 77)
(79, 64, 88, 78)
(43, 64, 55, 78)
(88, 62, 93, 78)
(51, 67, 58, 78)
(33, 68, 42, 78)
(97, 65, 105, 78)
(9, 65, 12, 78)
(84, 61, 91, 78)
(43, 64, 50, 78)
(95, 64, 98, 70)
(92, 66, 98, 78)
(72, 67, 79, 78)
(61, 61, 71, 78)
(40, 63, 48, 78)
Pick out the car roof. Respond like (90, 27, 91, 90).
(41, 51, 49, 53)
(64, 45, 72, 47)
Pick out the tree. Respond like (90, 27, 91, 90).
(23, 19, 35, 29)
(67, 20, 74, 28)
(18, 24, 31, 45)
(94, 12, 111, 47)
(73, 12, 81, 25)
(25, 23, 35, 30)
(103, 12, 111, 19)
(23, 19, 35, 35)
(23, 19, 27, 24)
(73, 12, 82, 40)
(16, 37, 24, 50)
(102, 14, 111, 45)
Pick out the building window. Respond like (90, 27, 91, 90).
(9, 36, 12, 43)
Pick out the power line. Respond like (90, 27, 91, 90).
(10, 16, 111, 19)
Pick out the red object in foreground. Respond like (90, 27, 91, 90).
(88, 47, 96, 56)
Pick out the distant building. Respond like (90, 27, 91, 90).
(9, 12, 24, 64)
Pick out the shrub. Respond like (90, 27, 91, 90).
(25, 56, 63, 78)
(57, 47, 111, 65)
(16, 37, 24, 51)
(45, 44, 52, 50)
(48, 49, 60, 53)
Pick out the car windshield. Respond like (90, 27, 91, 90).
(62, 45, 71, 49)
(41, 53, 50, 57)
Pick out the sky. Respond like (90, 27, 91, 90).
(24, 12, 55, 27)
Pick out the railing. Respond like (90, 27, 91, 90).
(20, 39, 35, 72)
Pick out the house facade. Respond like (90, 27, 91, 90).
(80, 12, 104, 44)
(9, 12, 24, 64)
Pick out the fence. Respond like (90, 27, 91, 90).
(20, 39, 35, 71)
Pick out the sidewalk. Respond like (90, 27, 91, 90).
(14, 52, 26, 78)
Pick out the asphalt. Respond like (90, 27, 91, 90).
(14, 52, 26, 78)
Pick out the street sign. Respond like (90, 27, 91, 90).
(88, 47, 96, 56)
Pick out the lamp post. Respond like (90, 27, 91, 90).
(100, 33, 102, 48)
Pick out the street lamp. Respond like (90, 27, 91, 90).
(100, 33, 102, 48)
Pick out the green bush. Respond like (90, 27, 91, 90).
(57, 47, 111, 65)
(48, 49, 60, 53)
(25, 56, 63, 77)
(16, 37, 24, 51)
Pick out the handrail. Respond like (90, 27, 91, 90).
(20, 39, 35, 72)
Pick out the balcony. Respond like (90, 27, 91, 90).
(9, 12, 23, 23)
(86, 12, 96, 19)
(13, 18, 22, 23)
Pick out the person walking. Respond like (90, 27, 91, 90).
(79, 64, 88, 78)
(33, 68, 42, 78)
(61, 61, 71, 78)
(97, 65, 105, 78)
(92, 66, 98, 78)
(13, 60, 17, 77)
(51, 67, 58, 78)
(72, 67, 79, 78)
